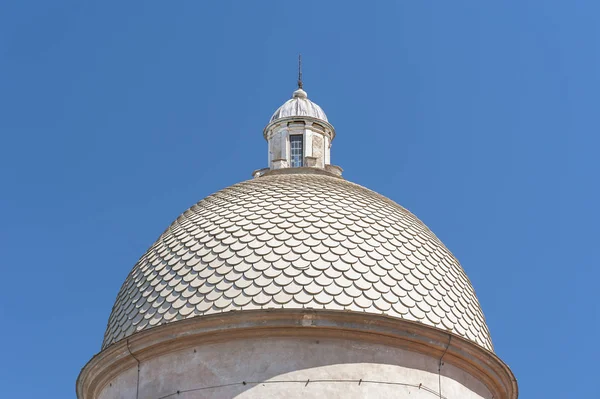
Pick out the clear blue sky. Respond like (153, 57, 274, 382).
(1, 1, 597, 398)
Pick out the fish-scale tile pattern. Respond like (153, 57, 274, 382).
(103, 173, 493, 351)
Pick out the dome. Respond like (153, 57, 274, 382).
(270, 88, 328, 123)
(103, 171, 493, 351)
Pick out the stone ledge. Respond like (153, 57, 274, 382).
(258, 166, 344, 179)
(77, 309, 517, 399)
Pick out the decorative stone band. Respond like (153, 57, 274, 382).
(263, 116, 336, 142)
(257, 166, 344, 179)
(78, 310, 517, 399)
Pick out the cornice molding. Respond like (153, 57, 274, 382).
(263, 116, 336, 141)
(77, 310, 517, 399)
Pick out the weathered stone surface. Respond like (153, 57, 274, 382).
(264, 89, 335, 172)
(99, 337, 491, 399)
(270, 88, 328, 122)
(103, 172, 492, 351)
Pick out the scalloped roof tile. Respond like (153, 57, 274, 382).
(103, 173, 493, 351)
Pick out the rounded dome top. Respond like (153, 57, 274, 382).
(103, 172, 492, 351)
(270, 89, 328, 123)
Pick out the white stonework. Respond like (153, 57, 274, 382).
(270, 88, 328, 122)
(77, 82, 518, 399)
(102, 173, 494, 351)
(78, 311, 517, 399)
(264, 88, 336, 172)
(98, 337, 491, 399)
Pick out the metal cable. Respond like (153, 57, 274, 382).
(126, 339, 141, 399)
(156, 378, 448, 399)
(438, 334, 452, 398)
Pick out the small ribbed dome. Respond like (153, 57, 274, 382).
(270, 89, 328, 122)
(103, 172, 493, 351)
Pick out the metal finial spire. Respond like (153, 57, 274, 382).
(297, 54, 303, 89)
